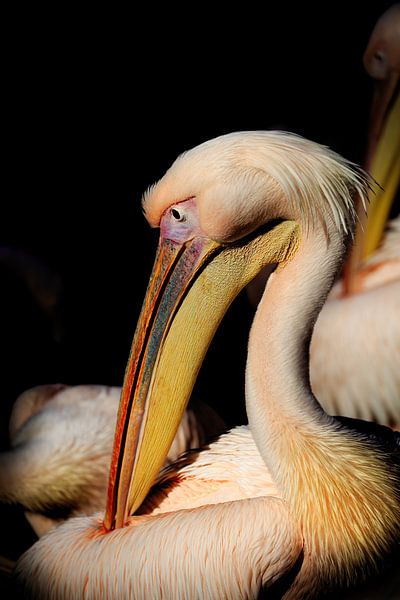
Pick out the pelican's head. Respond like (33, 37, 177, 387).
(363, 4, 400, 83)
(363, 4, 400, 168)
(143, 131, 364, 241)
(104, 132, 368, 530)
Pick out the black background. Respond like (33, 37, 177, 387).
(1, 0, 397, 569)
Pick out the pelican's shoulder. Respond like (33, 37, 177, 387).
(139, 426, 279, 516)
(173, 426, 265, 476)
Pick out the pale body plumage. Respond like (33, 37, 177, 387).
(310, 216, 400, 424)
(0, 384, 225, 536)
(16, 132, 400, 599)
(17, 428, 300, 599)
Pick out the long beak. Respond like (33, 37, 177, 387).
(343, 85, 399, 293)
(364, 75, 399, 173)
(104, 219, 299, 530)
(362, 87, 400, 259)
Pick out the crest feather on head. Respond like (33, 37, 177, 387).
(142, 131, 372, 238)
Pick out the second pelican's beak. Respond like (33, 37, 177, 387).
(365, 76, 399, 174)
(343, 82, 399, 294)
(362, 88, 400, 259)
(104, 219, 299, 530)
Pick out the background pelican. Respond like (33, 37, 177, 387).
(247, 5, 400, 425)
(311, 4, 400, 424)
(311, 4, 400, 425)
(16, 132, 400, 599)
(0, 384, 224, 537)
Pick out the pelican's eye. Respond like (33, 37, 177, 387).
(160, 198, 200, 242)
(171, 207, 186, 222)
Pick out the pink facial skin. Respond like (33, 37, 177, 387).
(160, 198, 206, 244)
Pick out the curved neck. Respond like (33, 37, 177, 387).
(245, 224, 346, 487)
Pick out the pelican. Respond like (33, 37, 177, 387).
(0, 384, 224, 537)
(310, 4, 400, 424)
(16, 132, 400, 599)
